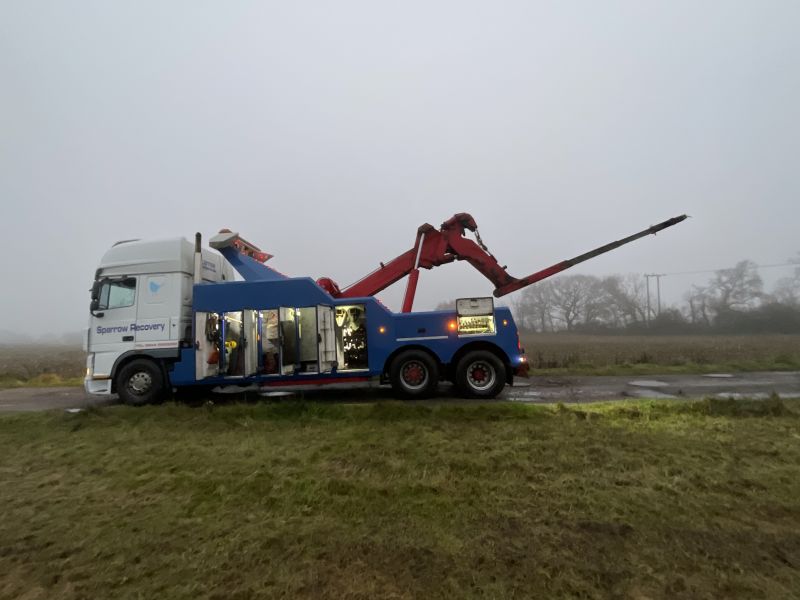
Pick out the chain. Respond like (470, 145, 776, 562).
(473, 227, 504, 266)
(474, 228, 489, 251)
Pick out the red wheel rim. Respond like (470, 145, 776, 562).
(467, 361, 496, 391)
(401, 360, 428, 389)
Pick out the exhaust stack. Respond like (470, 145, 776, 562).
(193, 232, 202, 284)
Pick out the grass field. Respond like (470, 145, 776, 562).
(521, 333, 800, 375)
(1, 334, 799, 388)
(1, 399, 799, 599)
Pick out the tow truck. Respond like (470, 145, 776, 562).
(84, 213, 686, 404)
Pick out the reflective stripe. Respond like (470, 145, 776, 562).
(395, 335, 448, 342)
(134, 340, 180, 349)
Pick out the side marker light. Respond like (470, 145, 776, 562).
(378, 326, 386, 334)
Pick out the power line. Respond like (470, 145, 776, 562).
(654, 262, 796, 277)
(642, 262, 796, 323)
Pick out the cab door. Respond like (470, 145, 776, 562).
(136, 274, 174, 344)
(89, 277, 138, 354)
(317, 305, 337, 373)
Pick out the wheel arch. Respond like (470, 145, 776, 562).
(448, 341, 512, 384)
(110, 349, 178, 392)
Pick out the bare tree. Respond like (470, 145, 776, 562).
(706, 260, 763, 312)
(600, 274, 647, 326)
(516, 280, 556, 331)
(550, 275, 596, 331)
(581, 277, 610, 326)
(434, 299, 456, 311)
(516, 274, 646, 331)
(684, 285, 713, 326)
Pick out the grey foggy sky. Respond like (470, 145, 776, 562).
(1, 1, 798, 337)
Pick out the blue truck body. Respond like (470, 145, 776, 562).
(168, 275, 526, 391)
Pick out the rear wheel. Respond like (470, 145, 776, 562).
(455, 351, 506, 399)
(389, 350, 439, 399)
(116, 359, 165, 406)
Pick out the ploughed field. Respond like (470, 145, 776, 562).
(1, 399, 799, 599)
(0, 345, 84, 388)
(521, 333, 800, 375)
(2, 334, 799, 389)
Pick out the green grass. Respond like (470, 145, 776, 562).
(1, 399, 799, 599)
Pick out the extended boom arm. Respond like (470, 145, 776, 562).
(330, 213, 687, 311)
(492, 214, 688, 296)
(214, 213, 687, 313)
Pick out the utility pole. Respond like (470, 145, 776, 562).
(656, 274, 662, 314)
(644, 273, 665, 323)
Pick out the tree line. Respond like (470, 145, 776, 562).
(436, 254, 800, 334)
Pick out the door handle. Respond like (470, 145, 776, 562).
(122, 335, 134, 342)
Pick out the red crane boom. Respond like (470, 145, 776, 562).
(315, 213, 687, 312)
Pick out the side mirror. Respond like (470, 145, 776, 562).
(90, 280, 103, 315)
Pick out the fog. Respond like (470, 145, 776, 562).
(1, 1, 798, 338)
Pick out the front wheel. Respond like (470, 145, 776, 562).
(116, 359, 165, 406)
(454, 351, 506, 399)
(389, 350, 439, 399)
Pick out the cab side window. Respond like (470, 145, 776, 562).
(98, 278, 136, 310)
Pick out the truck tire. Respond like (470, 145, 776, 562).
(454, 351, 506, 399)
(116, 359, 165, 406)
(389, 350, 439, 399)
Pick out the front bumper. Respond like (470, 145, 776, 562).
(85, 377, 113, 395)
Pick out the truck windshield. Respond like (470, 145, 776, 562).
(98, 278, 136, 310)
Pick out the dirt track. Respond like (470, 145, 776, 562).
(2, 371, 799, 413)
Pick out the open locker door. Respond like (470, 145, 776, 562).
(317, 305, 337, 374)
(279, 307, 297, 375)
(195, 312, 220, 379)
(243, 310, 259, 376)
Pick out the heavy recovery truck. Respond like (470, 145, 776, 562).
(84, 213, 686, 404)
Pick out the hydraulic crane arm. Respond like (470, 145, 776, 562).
(331, 213, 687, 311)
(213, 213, 687, 313)
(335, 214, 514, 311)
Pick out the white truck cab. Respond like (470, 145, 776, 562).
(84, 237, 233, 399)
